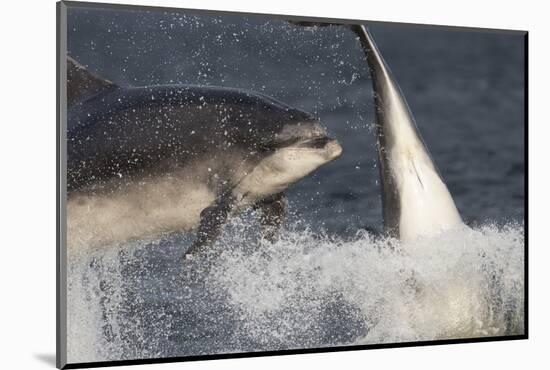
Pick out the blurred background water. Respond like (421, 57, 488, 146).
(65, 4, 525, 364)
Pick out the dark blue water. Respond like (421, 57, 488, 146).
(65, 5, 525, 364)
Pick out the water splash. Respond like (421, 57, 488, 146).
(67, 219, 524, 363)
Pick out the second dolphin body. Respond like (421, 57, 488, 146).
(351, 25, 463, 241)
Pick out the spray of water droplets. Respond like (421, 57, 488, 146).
(67, 217, 524, 363)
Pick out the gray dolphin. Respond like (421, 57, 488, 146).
(66, 57, 342, 256)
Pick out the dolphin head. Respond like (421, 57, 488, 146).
(274, 119, 343, 161)
(234, 115, 342, 201)
(230, 91, 343, 166)
(170, 87, 343, 197)
(249, 117, 342, 193)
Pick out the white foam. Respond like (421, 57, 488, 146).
(209, 222, 524, 345)
(66, 221, 524, 362)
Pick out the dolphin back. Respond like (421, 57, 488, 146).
(67, 70, 315, 192)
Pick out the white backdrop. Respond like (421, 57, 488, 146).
(0, 0, 545, 369)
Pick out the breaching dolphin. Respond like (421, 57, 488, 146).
(66, 57, 342, 256)
(290, 22, 463, 241)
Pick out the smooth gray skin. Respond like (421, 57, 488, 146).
(67, 58, 341, 257)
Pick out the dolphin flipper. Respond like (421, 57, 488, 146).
(184, 192, 287, 259)
(255, 193, 287, 242)
(185, 193, 236, 259)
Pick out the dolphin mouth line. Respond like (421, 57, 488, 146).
(268, 134, 337, 151)
(279, 137, 340, 153)
(297, 136, 334, 149)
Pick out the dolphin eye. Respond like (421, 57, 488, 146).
(253, 139, 274, 153)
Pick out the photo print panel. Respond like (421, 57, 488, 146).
(57, 1, 527, 368)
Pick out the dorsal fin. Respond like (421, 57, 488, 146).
(67, 56, 116, 106)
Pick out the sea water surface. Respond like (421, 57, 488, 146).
(66, 6, 525, 363)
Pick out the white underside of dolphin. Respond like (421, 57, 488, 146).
(353, 25, 463, 242)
